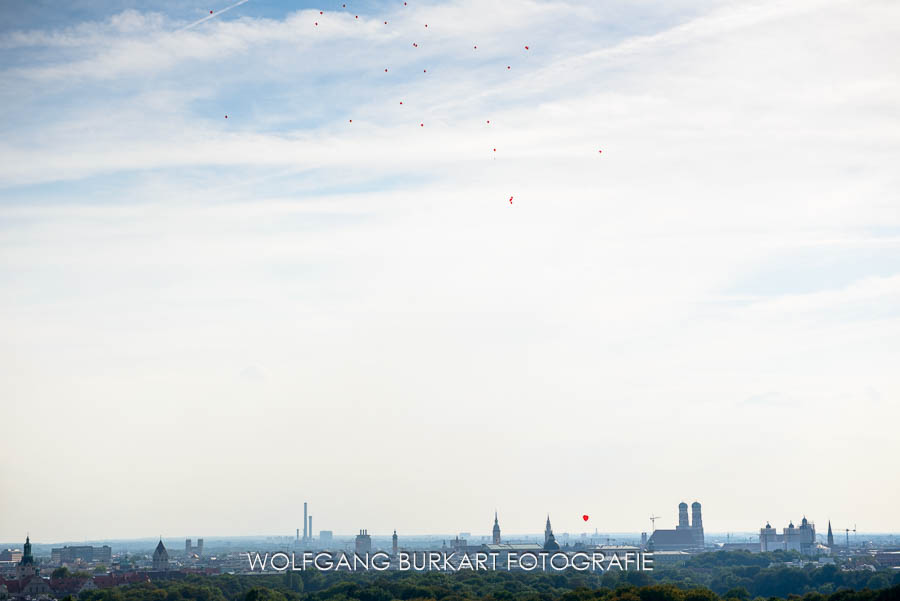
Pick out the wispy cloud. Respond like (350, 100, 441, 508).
(178, 0, 252, 32)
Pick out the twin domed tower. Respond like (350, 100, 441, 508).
(647, 501, 705, 551)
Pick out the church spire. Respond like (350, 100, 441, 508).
(544, 515, 553, 545)
(492, 511, 501, 544)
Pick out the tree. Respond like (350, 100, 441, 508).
(283, 570, 303, 593)
(683, 589, 720, 601)
(52, 567, 70, 579)
(245, 587, 289, 601)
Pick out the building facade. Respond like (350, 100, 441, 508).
(51, 545, 112, 565)
(355, 530, 372, 555)
(759, 517, 817, 555)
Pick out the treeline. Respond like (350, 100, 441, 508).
(651, 552, 899, 597)
(76, 558, 900, 601)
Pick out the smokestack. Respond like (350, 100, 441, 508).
(691, 502, 703, 529)
(309, 516, 313, 541)
(303, 502, 308, 541)
(678, 502, 689, 528)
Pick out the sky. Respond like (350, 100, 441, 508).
(0, 0, 899, 543)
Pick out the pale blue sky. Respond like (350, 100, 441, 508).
(1, 0, 899, 541)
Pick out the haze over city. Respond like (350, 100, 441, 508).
(1, 0, 899, 542)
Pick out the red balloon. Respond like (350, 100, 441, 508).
(420, 123, 424, 127)
(509, 196, 513, 204)
(224, 115, 228, 118)
(525, 46, 529, 50)
(210, 10, 213, 14)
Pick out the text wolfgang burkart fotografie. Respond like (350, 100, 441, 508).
(245, 550, 654, 572)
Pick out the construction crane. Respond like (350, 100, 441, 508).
(650, 515, 661, 532)
(844, 525, 856, 549)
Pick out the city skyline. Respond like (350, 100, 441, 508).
(1, 0, 899, 541)
(0, 504, 889, 543)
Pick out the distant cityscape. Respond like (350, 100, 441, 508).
(3, 500, 900, 599)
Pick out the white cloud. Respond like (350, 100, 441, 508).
(0, 0, 899, 539)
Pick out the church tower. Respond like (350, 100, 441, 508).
(691, 501, 705, 548)
(544, 515, 553, 546)
(152, 539, 169, 571)
(827, 520, 834, 547)
(492, 512, 501, 544)
(543, 516, 560, 551)
(16, 536, 36, 580)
